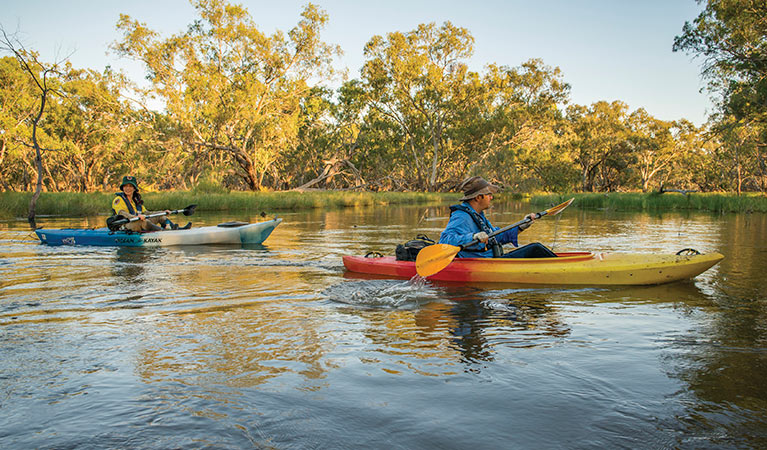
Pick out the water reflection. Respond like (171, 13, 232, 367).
(1, 204, 766, 448)
(113, 247, 152, 283)
(323, 279, 574, 370)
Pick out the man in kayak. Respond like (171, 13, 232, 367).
(438, 176, 557, 258)
(111, 176, 187, 232)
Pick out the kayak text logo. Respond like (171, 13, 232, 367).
(115, 237, 142, 244)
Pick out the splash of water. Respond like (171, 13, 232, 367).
(323, 277, 439, 308)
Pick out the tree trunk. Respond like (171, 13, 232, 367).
(28, 90, 47, 229)
(428, 118, 441, 190)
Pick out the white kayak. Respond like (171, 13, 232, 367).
(35, 219, 282, 247)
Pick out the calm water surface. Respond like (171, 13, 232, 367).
(1, 201, 766, 449)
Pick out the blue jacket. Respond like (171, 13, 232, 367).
(438, 202, 520, 258)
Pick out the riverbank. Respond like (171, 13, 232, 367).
(531, 192, 767, 213)
(1, 190, 765, 219)
(0, 191, 454, 219)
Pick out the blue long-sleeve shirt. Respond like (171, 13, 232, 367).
(438, 203, 520, 258)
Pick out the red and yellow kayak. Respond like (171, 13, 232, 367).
(342, 251, 724, 285)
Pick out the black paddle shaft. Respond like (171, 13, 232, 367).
(107, 204, 197, 231)
(460, 211, 546, 250)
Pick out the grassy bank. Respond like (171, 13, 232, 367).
(0, 190, 454, 219)
(530, 192, 767, 213)
(3, 190, 765, 219)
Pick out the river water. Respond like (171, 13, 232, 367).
(1, 201, 765, 449)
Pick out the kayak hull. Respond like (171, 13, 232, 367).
(342, 251, 724, 286)
(35, 219, 282, 247)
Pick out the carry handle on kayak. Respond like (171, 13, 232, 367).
(107, 204, 197, 231)
(414, 198, 574, 278)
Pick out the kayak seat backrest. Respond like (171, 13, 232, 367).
(395, 234, 436, 261)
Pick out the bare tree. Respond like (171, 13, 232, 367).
(1, 26, 67, 228)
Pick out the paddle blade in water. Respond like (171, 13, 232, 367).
(416, 244, 461, 277)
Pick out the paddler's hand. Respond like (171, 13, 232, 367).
(473, 231, 489, 243)
(137, 214, 146, 221)
(519, 213, 537, 231)
(164, 210, 171, 215)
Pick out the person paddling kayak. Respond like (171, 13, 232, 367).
(438, 176, 557, 258)
(111, 176, 189, 232)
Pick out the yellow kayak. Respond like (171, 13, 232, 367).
(342, 251, 724, 285)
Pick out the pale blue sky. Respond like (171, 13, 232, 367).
(3, 0, 711, 124)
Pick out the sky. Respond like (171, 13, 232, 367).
(2, 0, 712, 125)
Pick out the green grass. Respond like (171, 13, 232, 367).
(3, 190, 765, 219)
(530, 192, 767, 213)
(0, 190, 455, 218)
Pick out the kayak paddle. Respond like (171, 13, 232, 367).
(415, 198, 574, 277)
(107, 204, 197, 231)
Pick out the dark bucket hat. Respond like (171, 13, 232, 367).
(120, 176, 139, 190)
(459, 176, 500, 201)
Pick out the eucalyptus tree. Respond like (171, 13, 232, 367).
(566, 101, 631, 192)
(655, 119, 708, 191)
(674, 0, 767, 128)
(40, 68, 140, 192)
(716, 122, 764, 194)
(0, 28, 67, 225)
(0, 55, 38, 190)
(360, 21, 480, 190)
(674, 0, 767, 192)
(285, 82, 369, 190)
(476, 59, 573, 191)
(113, 0, 340, 190)
(625, 109, 682, 192)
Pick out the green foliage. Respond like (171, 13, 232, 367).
(190, 171, 230, 194)
(674, 0, 767, 193)
(359, 21, 479, 190)
(0, 191, 114, 218)
(2, 3, 766, 197)
(531, 192, 767, 213)
(113, 0, 341, 191)
(0, 191, 453, 218)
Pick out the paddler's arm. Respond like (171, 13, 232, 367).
(494, 213, 536, 247)
(117, 209, 146, 221)
(438, 211, 487, 251)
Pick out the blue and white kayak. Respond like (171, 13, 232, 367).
(35, 218, 282, 247)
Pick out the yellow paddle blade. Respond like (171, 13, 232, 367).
(545, 198, 575, 217)
(416, 244, 461, 277)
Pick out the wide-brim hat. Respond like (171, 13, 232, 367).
(120, 175, 139, 190)
(459, 176, 500, 201)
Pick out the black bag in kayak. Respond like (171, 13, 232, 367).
(395, 234, 436, 261)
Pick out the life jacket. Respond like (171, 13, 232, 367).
(449, 203, 503, 257)
(112, 192, 143, 216)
